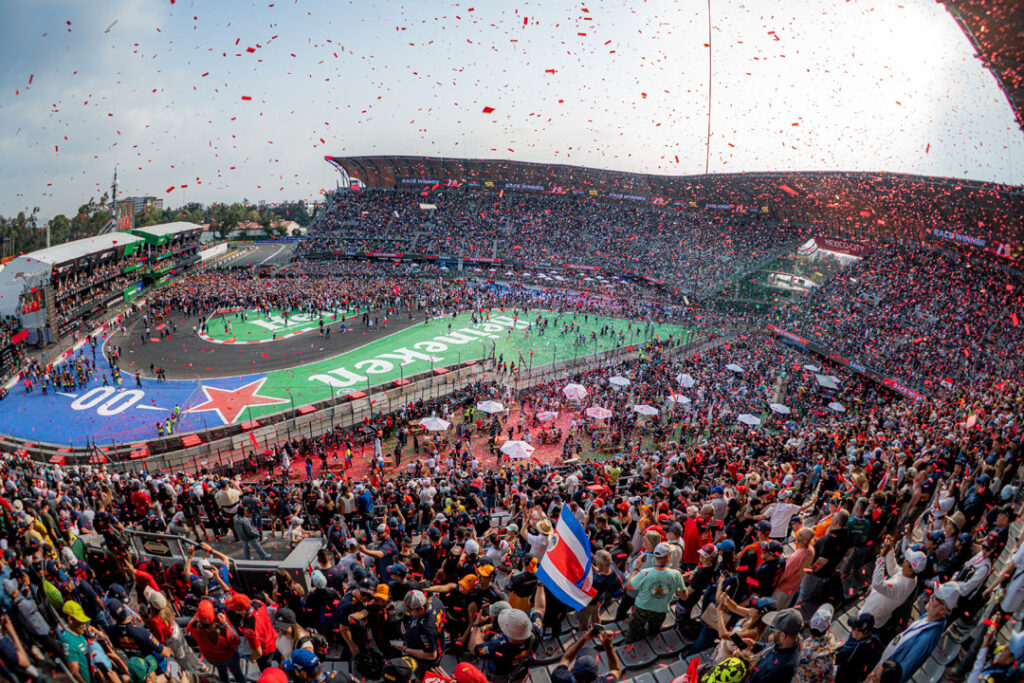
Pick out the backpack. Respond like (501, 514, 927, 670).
(294, 629, 329, 659)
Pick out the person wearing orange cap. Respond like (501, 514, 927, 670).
(225, 592, 277, 670)
(426, 573, 480, 653)
(187, 599, 244, 683)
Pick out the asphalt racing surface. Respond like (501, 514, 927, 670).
(109, 309, 427, 380)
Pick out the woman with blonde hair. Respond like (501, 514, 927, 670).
(143, 587, 208, 675)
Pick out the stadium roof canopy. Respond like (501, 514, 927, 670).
(130, 222, 202, 239)
(25, 232, 145, 267)
(942, 0, 1024, 133)
(326, 155, 1024, 247)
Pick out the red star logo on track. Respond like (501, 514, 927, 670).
(188, 378, 287, 424)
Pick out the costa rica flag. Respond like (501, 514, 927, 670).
(537, 506, 597, 610)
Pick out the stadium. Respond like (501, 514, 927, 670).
(0, 2, 1023, 683)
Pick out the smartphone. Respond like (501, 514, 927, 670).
(590, 624, 605, 635)
(730, 634, 747, 649)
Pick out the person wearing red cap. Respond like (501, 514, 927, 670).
(256, 667, 289, 683)
(187, 599, 244, 683)
(226, 593, 276, 670)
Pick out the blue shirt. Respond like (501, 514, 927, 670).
(473, 611, 543, 677)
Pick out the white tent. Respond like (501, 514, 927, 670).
(803, 364, 820, 372)
(585, 406, 614, 420)
(737, 414, 762, 426)
(562, 383, 588, 400)
(726, 364, 744, 374)
(536, 411, 559, 422)
(769, 403, 792, 415)
(676, 373, 696, 388)
(609, 376, 631, 387)
(667, 393, 691, 405)
(828, 402, 846, 413)
(632, 404, 659, 416)
(815, 374, 841, 390)
(500, 440, 535, 460)
(419, 417, 451, 431)
(476, 400, 505, 414)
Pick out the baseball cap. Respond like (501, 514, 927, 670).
(398, 590, 428, 614)
(933, 582, 960, 610)
(225, 593, 251, 612)
(464, 539, 480, 555)
(753, 597, 778, 614)
(498, 608, 533, 641)
(570, 648, 601, 682)
(282, 648, 320, 673)
(488, 600, 512, 619)
(310, 570, 328, 589)
(904, 549, 928, 574)
(382, 657, 418, 683)
(698, 543, 718, 559)
(1, 579, 16, 596)
(459, 574, 479, 591)
(274, 607, 298, 629)
(653, 542, 672, 559)
(127, 655, 158, 683)
(374, 583, 391, 601)
(144, 587, 167, 611)
(108, 599, 128, 623)
(257, 668, 289, 683)
(388, 563, 409, 577)
(755, 520, 772, 533)
(764, 608, 804, 636)
(63, 600, 90, 623)
(716, 539, 736, 553)
(847, 612, 875, 631)
(196, 600, 216, 624)
(477, 564, 495, 577)
(107, 584, 128, 601)
(765, 541, 784, 556)
(427, 527, 442, 540)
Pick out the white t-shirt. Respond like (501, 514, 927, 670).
(763, 502, 801, 539)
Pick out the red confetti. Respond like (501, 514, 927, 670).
(241, 95, 252, 101)
(165, 186, 175, 193)
(482, 106, 495, 113)
(28, 74, 33, 85)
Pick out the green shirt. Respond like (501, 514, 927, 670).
(629, 566, 685, 613)
(61, 629, 91, 683)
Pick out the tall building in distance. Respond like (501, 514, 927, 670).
(124, 196, 164, 214)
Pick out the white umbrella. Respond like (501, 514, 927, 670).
(828, 402, 846, 413)
(726, 364, 744, 374)
(536, 410, 559, 422)
(737, 414, 762, 426)
(476, 400, 505, 414)
(500, 440, 535, 460)
(419, 417, 451, 432)
(562, 383, 588, 400)
(803, 364, 820, 372)
(585, 406, 614, 420)
(632, 404, 659, 416)
(676, 373, 696, 388)
(609, 376, 631, 387)
(667, 393, 691, 405)
(769, 403, 792, 415)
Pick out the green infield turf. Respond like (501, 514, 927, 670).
(203, 308, 358, 342)
(236, 309, 696, 422)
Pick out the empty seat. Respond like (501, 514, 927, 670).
(628, 673, 658, 683)
(651, 630, 689, 658)
(534, 638, 564, 666)
(617, 639, 659, 670)
(529, 666, 553, 683)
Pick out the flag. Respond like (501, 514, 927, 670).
(537, 506, 596, 611)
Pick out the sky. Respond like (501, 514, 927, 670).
(1, 0, 1022, 219)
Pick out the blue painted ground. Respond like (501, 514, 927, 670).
(0, 338, 262, 446)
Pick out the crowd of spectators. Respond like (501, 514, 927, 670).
(776, 240, 1024, 391)
(304, 189, 806, 296)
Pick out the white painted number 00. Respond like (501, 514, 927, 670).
(70, 387, 145, 416)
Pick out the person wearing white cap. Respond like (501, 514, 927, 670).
(469, 583, 546, 683)
(860, 535, 925, 630)
(870, 582, 959, 683)
(624, 542, 687, 642)
(794, 603, 839, 683)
